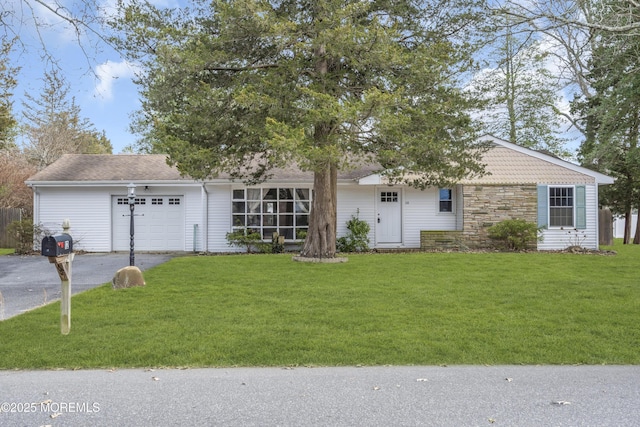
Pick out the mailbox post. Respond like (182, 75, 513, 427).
(41, 220, 74, 335)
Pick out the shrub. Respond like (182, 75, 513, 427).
(271, 232, 285, 254)
(7, 219, 45, 255)
(487, 219, 542, 251)
(225, 228, 269, 253)
(337, 212, 371, 253)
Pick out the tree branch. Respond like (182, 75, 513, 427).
(202, 63, 280, 72)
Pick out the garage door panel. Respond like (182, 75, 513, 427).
(112, 196, 184, 251)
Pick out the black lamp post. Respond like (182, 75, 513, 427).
(127, 183, 136, 266)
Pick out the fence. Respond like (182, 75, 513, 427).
(0, 208, 22, 248)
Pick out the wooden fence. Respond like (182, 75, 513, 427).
(0, 208, 22, 248)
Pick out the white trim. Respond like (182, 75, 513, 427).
(437, 187, 455, 215)
(547, 185, 576, 229)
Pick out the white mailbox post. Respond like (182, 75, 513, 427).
(41, 219, 74, 335)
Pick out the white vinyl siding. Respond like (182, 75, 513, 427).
(207, 184, 234, 252)
(337, 185, 376, 244)
(538, 184, 599, 250)
(36, 188, 112, 252)
(403, 186, 458, 248)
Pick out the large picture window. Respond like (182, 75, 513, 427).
(232, 188, 310, 240)
(549, 187, 574, 227)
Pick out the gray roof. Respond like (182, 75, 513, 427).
(25, 154, 381, 184)
(26, 139, 614, 186)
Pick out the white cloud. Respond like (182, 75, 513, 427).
(93, 60, 140, 100)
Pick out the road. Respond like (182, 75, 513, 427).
(1, 365, 638, 426)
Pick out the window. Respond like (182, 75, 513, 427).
(380, 191, 398, 203)
(232, 188, 310, 240)
(439, 189, 453, 213)
(152, 198, 163, 205)
(117, 197, 145, 205)
(549, 187, 573, 227)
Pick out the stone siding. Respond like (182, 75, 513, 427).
(420, 231, 464, 250)
(462, 185, 538, 249)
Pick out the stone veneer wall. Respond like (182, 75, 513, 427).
(462, 185, 538, 249)
(420, 231, 463, 250)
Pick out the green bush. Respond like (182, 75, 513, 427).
(337, 212, 371, 253)
(487, 219, 542, 251)
(226, 228, 269, 253)
(7, 219, 44, 255)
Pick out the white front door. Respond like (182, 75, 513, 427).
(376, 189, 402, 244)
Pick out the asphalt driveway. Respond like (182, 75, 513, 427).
(0, 253, 175, 320)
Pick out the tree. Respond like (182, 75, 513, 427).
(571, 0, 640, 243)
(472, 19, 568, 156)
(0, 38, 19, 150)
(1, 1, 110, 70)
(493, 0, 640, 243)
(0, 148, 36, 215)
(112, 0, 488, 259)
(21, 69, 112, 169)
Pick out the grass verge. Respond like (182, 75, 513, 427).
(0, 241, 638, 369)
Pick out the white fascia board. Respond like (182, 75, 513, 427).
(24, 180, 201, 188)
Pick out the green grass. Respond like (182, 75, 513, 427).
(0, 248, 14, 255)
(1, 241, 638, 369)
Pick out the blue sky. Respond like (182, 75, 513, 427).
(7, 0, 583, 157)
(8, 0, 150, 154)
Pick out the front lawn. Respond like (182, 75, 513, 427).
(0, 241, 638, 369)
(0, 248, 14, 256)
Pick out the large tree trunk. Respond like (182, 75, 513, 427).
(634, 208, 640, 244)
(624, 208, 632, 244)
(298, 39, 339, 259)
(300, 162, 337, 258)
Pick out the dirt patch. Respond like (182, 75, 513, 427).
(292, 256, 349, 263)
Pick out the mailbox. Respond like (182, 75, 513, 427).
(42, 234, 73, 257)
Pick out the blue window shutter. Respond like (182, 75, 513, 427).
(575, 185, 587, 229)
(537, 185, 548, 228)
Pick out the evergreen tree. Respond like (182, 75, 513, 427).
(572, 0, 640, 243)
(21, 69, 112, 169)
(112, 0, 488, 258)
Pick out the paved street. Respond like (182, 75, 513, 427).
(1, 365, 639, 426)
(0, 253, 175, 319)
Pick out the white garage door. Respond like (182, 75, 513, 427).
(112, 196, 184, 251)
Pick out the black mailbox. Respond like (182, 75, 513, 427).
(42, 234, 73, 257)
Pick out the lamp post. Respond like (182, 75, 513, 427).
(127, 183, 136, 266)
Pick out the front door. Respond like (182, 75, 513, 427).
(376, 189, 402, 244)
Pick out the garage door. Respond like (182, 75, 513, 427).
(112, 196, 184, 251)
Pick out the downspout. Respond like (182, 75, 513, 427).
(201, 183, 209, 253)
(594, 183, 600, 250)
(30, 185, 39, 250)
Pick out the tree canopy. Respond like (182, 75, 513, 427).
(21, 69, 113, 169)
(113, 0, 488, 257)
(471, 18, 568, 157)
(0, 38, 19, 150)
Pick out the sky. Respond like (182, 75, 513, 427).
(7, 0, 155, 154)
(6, 0, 583, 157)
